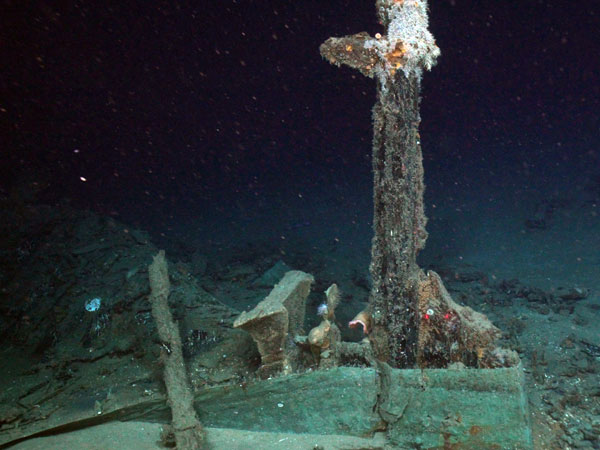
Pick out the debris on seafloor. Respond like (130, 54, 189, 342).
(148, 250, 205, 449)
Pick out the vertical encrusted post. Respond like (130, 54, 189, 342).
(149, 250, 206, 449)
(320, 0, 440, 367)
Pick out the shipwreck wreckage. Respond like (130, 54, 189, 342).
(0, 1, 533, 449)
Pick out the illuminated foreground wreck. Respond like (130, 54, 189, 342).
(0, 2, 533, 449)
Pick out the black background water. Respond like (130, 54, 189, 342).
(2, 0, 598, 268)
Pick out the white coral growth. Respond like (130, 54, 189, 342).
(366, 0, 440, 82)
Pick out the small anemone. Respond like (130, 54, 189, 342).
(316, 303, 328, 317)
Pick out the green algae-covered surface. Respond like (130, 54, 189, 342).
(1, 366, 532, 449)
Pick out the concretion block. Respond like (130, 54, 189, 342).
(233, 297, 289, 378)
(274, 270, 314, 336)
(233, 270, 313, 377)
